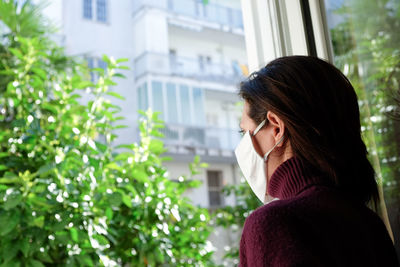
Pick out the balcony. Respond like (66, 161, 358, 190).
(133, 52, 246, 84)
(133, 0, 243, 29)
(159, 124, 241, 152)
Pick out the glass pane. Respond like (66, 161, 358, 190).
(86, 57, 95, 82)
(207, 171, 221, 187)
(179, 84, 191, 125)
(98, 59, 107, 70)
(324, 0, 400, 256)
(208, 191, 222, 207)
(96, 0, 107, 22)
(166, 83, 178, 123)
(193, 87, 205, 126)
(152, 81, 164, 120)
(138, 83, 148, 111)
(83, 0, 92, 19)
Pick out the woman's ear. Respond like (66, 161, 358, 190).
(266, 111, 285, 145)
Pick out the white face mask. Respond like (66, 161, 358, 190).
(234, 119, 284, 204)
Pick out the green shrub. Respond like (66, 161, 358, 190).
(0, 19, 215, 267)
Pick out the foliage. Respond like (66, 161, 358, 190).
(0, 1, 215, 266)
(329, 0, 400, 200)
(212, 179, 260, 263)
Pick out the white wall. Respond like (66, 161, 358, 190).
(169, 26, 247, 66)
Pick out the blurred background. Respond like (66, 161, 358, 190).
(0, 0, 399, 266)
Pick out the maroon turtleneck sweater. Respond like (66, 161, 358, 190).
(239, 157, 399, 267)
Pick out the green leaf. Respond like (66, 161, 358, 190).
(19, 237, 30, 257)
(131, 167, 149, 183)
(9, 48, 23, 59)
(77, 81, 95, 89)
(106, 91, 125, 100)
(27, 259, 45, 267)
(38, 163, 55, 176)
(117, 65, 130, 70)
(116, 58, 129, 63)
(70, 227, 79, 242)
(122, 193, 132, 208)
(55, 231, 70, 245)
(35, 250, 53, 263)
(32, 68, 47, 80)
(76, 254, 94, 267)
(108, 192, 122, 206)
(3, 190, 23, 210)
(112, 73, 126, 79)
(28, 196, 52, 209)
(149, 139, 165, 154)
(0, 210, 20, 236)
(92, 234, 109, 246)
(32, 216, 45, 228)
(105, 207, 113, 220)
(105, 162, 123, 172)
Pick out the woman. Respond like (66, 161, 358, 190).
(235, 56, 399, 266)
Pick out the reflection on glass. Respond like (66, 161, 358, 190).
(324, 0, 400, 256)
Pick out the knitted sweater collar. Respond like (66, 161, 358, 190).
(267, 156, 330, 200)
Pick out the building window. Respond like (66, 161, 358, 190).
(83, 0, 108, 23)
(207, 171, 224, 207)
(179, 84, 191, 125)
(138, 83, 148, 112)
(142, 81, 206, 125)
(96, 0, 107, 22)
(83, 0, 92, 19)
(98, 59, 107, 71)
(87, 57, 95, 81)
(193, 87, 205, 126)
(166, 83, 179, 123)
(86, 57, 107, 82)
(151, 81, 164, 120)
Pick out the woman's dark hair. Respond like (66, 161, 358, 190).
(239, 55, 379, 207)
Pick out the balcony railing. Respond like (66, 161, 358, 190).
(133, 52, 246, 84)
(158, 124, 241, 151)
(133, 0, 243, 29)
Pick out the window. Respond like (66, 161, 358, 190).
(83, 0, 92, 19)
(86, 57, 107, 82)
(324, 0, 399, 249)
(198, 55, 211, 72)
(141, 81, 206, 126)
(179, 85, 191, 125)
(83, 0, 108, 23)
(96, 0, 107, 22)
(193, 87, 205, 125)
(98, 59, 107, 71)
(152, 81, 164, 120)
(138, 83, 148, 111)
(207, 171, 224, 207)
(166, 83, 178, 123)
(87, 57, 95, 82)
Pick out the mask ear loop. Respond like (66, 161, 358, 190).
(263, 136, 284, 161)
(252, 119, 266, 136)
